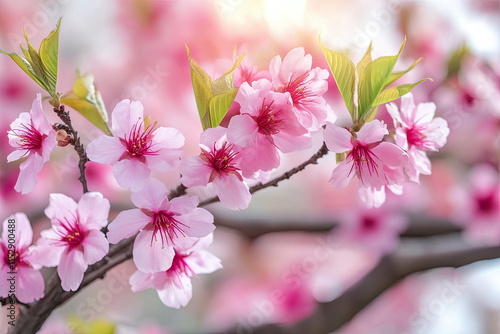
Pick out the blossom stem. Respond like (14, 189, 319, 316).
(53, 104, 90, 193)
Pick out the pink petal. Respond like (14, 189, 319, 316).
(409, 147, 431, 175)
(372, 142, 408, 168)
(40, 131, 56, 162)
(30, 236, 64, 267)
(185, 250, 222, 274)
(0, 266, 10, 297)
(329, 160, 355, 188)
(133, 230, 175, 273)
(179, 156, 212, 187)
(156, 276, 192, 308)
(58, 249, 87, 291)
(15, 153, 44, 194)
(30, 94, 52, 134)
(111, 99, 144, 138)
(169, 196, 199, 215)
(399, 93, 416, 124)
(15, 266, 45, 303)
(239, 135, 280, 174)
(82, 229, 109, 265)
(323, 122, 353, 153)
(106, 209, 150, 244)
(129, 270, 153, 292)
(356, 120, 388, 144)
(113, 158, 151, 191)
(44, 193, 78, 223)
(425, 117, 450, 149)
(77, 192, 110, 229)
(7, 149, 27, 162)
(414, 102, 436, 124)
(359, 186, 386, 208)
(227, 114, 259, 147)
(86, 136, 125, 165)
(274, 131, 312, 153)
(234, 82, 263, 116)
(130, 178, 169, 212)
(212, 174, 251, 210)
(386, 102, 402, 125)
(176, 208, 215, 238)
(199, 127, 228, 149)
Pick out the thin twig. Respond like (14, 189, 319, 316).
(53, 104, 89, 193)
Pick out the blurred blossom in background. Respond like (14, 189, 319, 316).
(0, 0, 499, 333)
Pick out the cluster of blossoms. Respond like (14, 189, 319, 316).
(4, 46, 450, 308)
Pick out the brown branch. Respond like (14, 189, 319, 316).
(199, 142, 330, 207)
(53, 104, 90, 193)
(246, 236, 500, 334)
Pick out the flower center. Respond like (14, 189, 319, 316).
(53, 215, 85, 247)
(200, 141, 242, 181)
(254, 99, 282, 136)
(166, 252, 198, 286)
(119, 120, 158, 161)
(285, 72, 315, 106)
(475, 191, 498, 215)
(11, 122, 46, 155)
(406, 124, 428, 149)
(361, 215, 379, 230)
(346, 137, 381, 185)
(1, 243, 29, 270)
(148, 210, 189, 248)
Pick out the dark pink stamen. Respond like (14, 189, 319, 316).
(200, 141, 242, 181)
(148, 211, 189, 248)
(254, 99, 282, 136)
(10, 122, 46, 156)
(119, 121, 158, 161)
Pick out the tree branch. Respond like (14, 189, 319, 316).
(246, 236, 500, 334)
(53, 104, 90, 193)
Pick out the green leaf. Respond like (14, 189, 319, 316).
(0, 18, 61, 97)
(370, 79, 432, 109)
(320, 37, 356, 117)
(358, 38, 406, 120)
(208, 89, 238, 127)
(446, 44, 469, 79)
(357, 42, 372, 90)
(61, 72, 112, 136)
(186, 45, 243, 130)
(385, 57, 422, 88)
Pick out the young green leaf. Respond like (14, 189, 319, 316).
(0, 18, 61, 97)
(446, 44, 469, 79)
(370, 79, 432, 110)
(61, 72, 112, 136)
(320, 38, 356, 117)
(384, 57, 422, 88)
(357, 42, 373, 89)
(186, 45, 244, 130)
(358, 38, 406, 120)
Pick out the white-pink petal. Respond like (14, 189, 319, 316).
(131, 178, 169, 212)
(157, 277, 192, 308)
(113, 158, 151, 191)
(15, 266, 45, 303)
(179, 156, 212, 187)
(133, 230, 175, 273)
(86, 136, 125, 165)
(212, 173, 251, 210)
(58, 248, 87, 291)
(356, 120, 388, 144)
(82, 229, 109, 265)
(77, 192, 110, 229)
(176, 208, 215, 238)
(323, 122, 353, 153)
(15, 153, 44, 194)
(329, 160, 355, 188)
(106, 209, 150, 244)
(111, 99, 144, 137)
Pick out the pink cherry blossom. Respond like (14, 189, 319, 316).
(35, 192, 110, 291)
(324, 120, 409, 189)
(179, 127, 251, 210)
(228, 79, 312, 177)
(86, 99, 184, 191)
(106, 178, 215, 273)
(270, 47, 330, 131)
(7, 93, 57, 194)
(387, 93, 450, 182)
(129, 234, 222, 308)
(0, 213, 44, 303)
(233, 59, 271, 88)
(336, 207, 408, 255)
(452, 164, 500, 245)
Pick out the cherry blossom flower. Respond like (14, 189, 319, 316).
(106, 178, 214, 273)
(233, 59, 271, 88)
(452, 164, 500, 245)
(270, 47, 330, 131)
(324, 120, 409, 207)
(336, 207, 408, 255)
(0, 213, 44, 303)
(34, 192, 110, 291)
(179, 127, 251, 210)
(86, 99, 184, 191)
(7, 94, 56, 194)
(228, 79, 312, 177)
(387, 93, 450, 182)
(129, 234, 222, 308)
